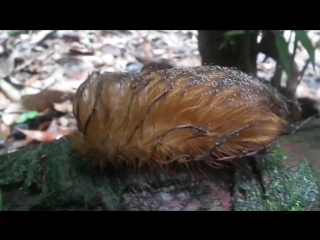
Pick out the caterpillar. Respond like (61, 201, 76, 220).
(70, 65, 292, 170)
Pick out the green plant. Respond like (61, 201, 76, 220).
(219, 30, 257, 50)
(16, 111, 39, 124)
(223, 30, 316, 78)
(7, 30, 22, 36)
(273, 30, 315, 78)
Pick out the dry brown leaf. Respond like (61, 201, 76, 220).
(21, 89, 74, 112)
(62, 35, 80, 42)
(0, 45, 4, 55)
(53, 101, 73, 113)
(0, 122, 10, 140)
(37, 121, 52, 131)
(58, 116, 71, 127)
(29, 30, 56, 45)
(64, 71, 90, 81)
(24, 75, 39, 87)
(16, 128, 74, 143)
(0, 54, 15, 77)
(46, 118, 59, 132)
(0, 77, 22, 101)
(48, 80, 84, 93)
(69, 43, 94, 55)
(0, 90, 10, 110)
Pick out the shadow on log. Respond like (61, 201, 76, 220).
(0, 136, 319, 211)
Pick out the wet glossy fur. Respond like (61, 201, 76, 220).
(71, 66, 292, 169)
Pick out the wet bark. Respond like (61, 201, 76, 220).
(198, 30, 258, 74)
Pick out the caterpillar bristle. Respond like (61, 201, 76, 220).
(70, 65, 293, 173)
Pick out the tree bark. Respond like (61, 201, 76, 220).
(258, 30, 300, 97)
(197, 30, 258, 74)
(0, 137, 319, 211)
(197, 30, 299, 94)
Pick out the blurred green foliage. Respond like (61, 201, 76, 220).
(223, 30, 316, 77)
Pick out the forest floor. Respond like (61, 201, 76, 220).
(0, 30, 319, 172)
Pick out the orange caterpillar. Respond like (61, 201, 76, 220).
(70, 65, 292, 170)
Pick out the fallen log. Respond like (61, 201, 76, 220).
(0, 137, 319, 211)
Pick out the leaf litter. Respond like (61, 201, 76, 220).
(0, 30, 201, 154)
(1, 30, 320, 155)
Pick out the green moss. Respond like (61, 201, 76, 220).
(234, 145, 320, 211)
(0, 145, 38, 189)
(0, 138, 124, 211)
(259, 148, 319, 211)
(2, 136, 319, 211)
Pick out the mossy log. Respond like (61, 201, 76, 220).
(0, 137, 319, 211)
